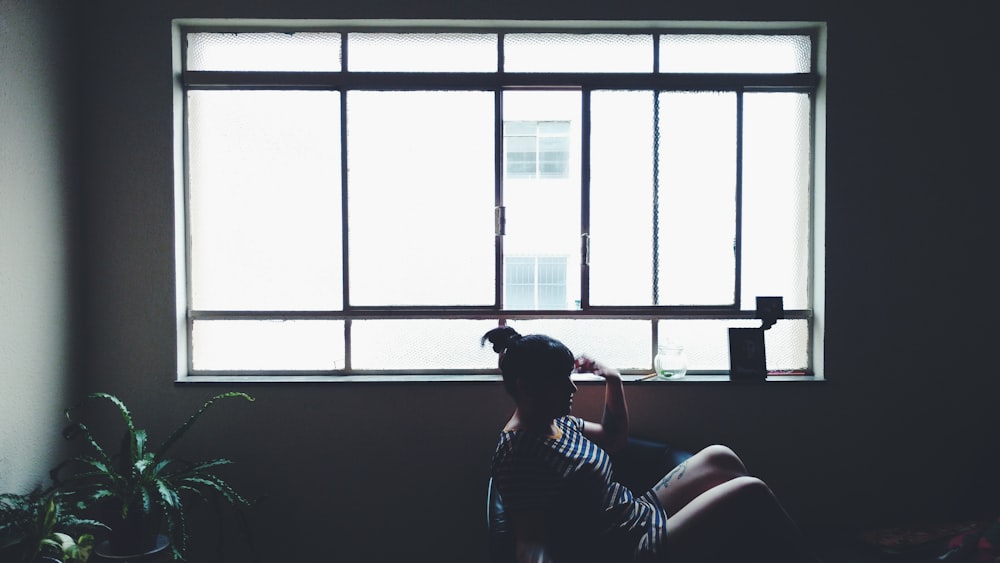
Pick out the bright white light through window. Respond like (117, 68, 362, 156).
(181, 26, 821, 375)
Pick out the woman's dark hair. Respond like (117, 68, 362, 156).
(481, 326, 575, 399)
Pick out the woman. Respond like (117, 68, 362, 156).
(484, 326, 819, 563)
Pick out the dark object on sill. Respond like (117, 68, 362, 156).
(756, 296, 784, 330)
(728, 327, 767, 382)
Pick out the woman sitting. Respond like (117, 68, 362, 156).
(484, 326, 820, 563)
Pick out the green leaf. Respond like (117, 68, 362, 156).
(133, 428, 148, 458)
(40, 497, 58, 537)
(179, 475, 251, 507)
(52, 423, 114, 484)
(154, 479, 182, 510)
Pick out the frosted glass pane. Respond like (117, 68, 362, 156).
(351, 319, 501, 370)
(590, 91, 656, 306)
(192, 320, 345, 371)
(659, 34, 811, 73)
(504, 34, 653, 73)
(511, 319, 652, 370)
(347, 91, 495, 306)
(502, 91, 581, 310)
(348, 33, 497, 72)
(186, 32, 341, 71)
(188, 91, 342, 310)
(659, 318, 808, 372)
(657, 92, 737, 305)
(741, 93, 811, 310)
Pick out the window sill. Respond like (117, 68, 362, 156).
(176, 373, 824, 385)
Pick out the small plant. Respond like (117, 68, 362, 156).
(0, 489, 103, 563)
(50, 392, 254, 560)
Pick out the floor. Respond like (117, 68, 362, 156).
(810, 533, 955, 563)
(815, 541, 887, 563)
(809, 517, 994, 563)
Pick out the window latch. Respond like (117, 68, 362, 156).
(495, 206, 506, 236)
(582, 233, 591, 267)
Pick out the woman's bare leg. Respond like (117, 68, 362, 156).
(651, 444, 749, 517)
(664, 476, 819, 563)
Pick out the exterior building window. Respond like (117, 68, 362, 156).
(506, 256, 569, 310)
(505, 121, 571, 179)
(176, 22, 825, 377)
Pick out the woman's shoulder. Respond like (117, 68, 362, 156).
(555, 415, 585, 433)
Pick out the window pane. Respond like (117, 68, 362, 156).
(512, 319, 652, 370)
(537, 257, 568, 309)
(658, 318, 808, 371)
(504, 34, 653, 73)
(505, 132, 537, 179)
(192, 320, 345, 370)
(658, 92, 737, 305)
(186, 32, 342, 71)
(347, 33, 497, 72)
(538, 135, 570, 178)
(590, 90, 655, 305)
(352, 319, 500, 370)
(505, 257, 536, 309)
(659, 34, 811, 73)
(347, 91, 495, 306)
(503, 92, 581, 310)
(741, 93, 811, 310)
(187, 91, 343, 310)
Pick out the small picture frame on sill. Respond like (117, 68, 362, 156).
(728, 327, 766, 382)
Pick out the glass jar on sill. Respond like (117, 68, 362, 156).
(653, 344, 687, 380)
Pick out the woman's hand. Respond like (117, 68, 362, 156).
(574, 355, 621, 380)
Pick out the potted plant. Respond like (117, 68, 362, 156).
(50, 392, 254, 560)
(0, 488, 103, 563)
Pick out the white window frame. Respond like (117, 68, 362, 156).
(172, 20, 827, 381)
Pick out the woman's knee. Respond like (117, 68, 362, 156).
(724, 475, 776, 506)
(698, 444, 747, 477)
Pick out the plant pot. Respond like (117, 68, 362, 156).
(92, 534, 169, 562)
(98, 502, 162, 557)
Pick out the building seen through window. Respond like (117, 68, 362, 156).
(504, 121, 571, 179)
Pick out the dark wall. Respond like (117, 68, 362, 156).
(68, 1, 1000, 561)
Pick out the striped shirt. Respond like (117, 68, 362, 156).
(491, 416, 668, 563)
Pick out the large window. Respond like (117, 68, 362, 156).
(176, 22, 824, 378)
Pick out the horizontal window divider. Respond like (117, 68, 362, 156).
(178, 373, 823, 384)
(183, 70, 818, 92)
(177, 22, 821, 35)
(187, 368, 502, 377)
(189, 308, 812, 321)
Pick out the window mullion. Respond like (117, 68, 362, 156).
(652, 90, 661, 306)
(734, 90, 744, 310)
(580, 90, 592, 310)
(495, 89, 504, 309)
(497, 34, 508, 313)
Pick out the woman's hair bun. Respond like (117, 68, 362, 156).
(481, 326, 522, 354)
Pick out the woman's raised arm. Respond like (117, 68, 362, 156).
(576, 356, 630, 452)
